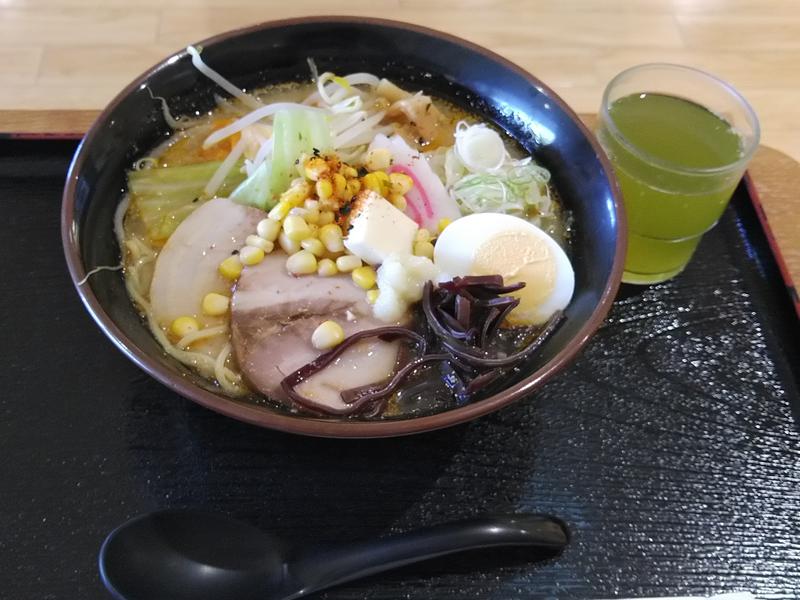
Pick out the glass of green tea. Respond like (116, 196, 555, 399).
(597, 64, 760, 284)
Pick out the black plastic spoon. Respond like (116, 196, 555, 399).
(99, 509, 568, 600)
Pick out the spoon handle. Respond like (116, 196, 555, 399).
(288, 514, 567, 597)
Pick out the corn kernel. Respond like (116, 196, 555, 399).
(256, 217, 281, 242)
(311, 320, 345, 350)
(351, 266, 377, 290)
(389, 172, 413, 195)
(282, 215, 311, 242)
(415, 228, 432, 243)
(301, 237, 325, 257)
(280, 180, 312, 207)
(170, 316, 200, 338)
(279, 192, 305, 210)
(437, 218, 452, 233)
(365, 148, 392, 172)
(319, 223, 345, 253)
(245, 235, 274, 253)
(325, 155, 342, 172)
(202, 293, 230, 316)
(361, 171, 389, 196)
(288, 207, 309, 219)
(332, 173, 347, 198)
(219, 255, 243, 280)
(268, 200, 292, 221)
(316, 178, 334, 201)
(345, 178, 361, 198)
(318, 210, 335, 226)
(366, 289, 380, 304)
(278, 232, 302, 255)
(286, 250, 318, 275)
(336, 254, 362, 273)
(389, 193, 407, 211)
(361, 173, 380, 193)
(239, 245, 265, 266)
(341, 165, 359, 179)
(317, 258, 338, 277)
(413, 240, 435, 259)
(303, 199, 320, 224)
(318, 197, 338, 211)
(304, 156, 329, 181)
(307, 222, 319, 237)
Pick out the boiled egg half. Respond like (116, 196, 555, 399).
(433, 213, 574, 326)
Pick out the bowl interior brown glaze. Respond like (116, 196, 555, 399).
(62, 17, 625, 437)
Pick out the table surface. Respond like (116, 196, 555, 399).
(2, 138, 799, 599)
(1, 0, 799, 162)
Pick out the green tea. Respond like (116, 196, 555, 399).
(599, 93, 745, 283)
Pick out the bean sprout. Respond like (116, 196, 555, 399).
(203, 136, 247, 197)
(145, 87, 183, 129)
(334, 111, 386, 148)
(202, 102, 323, 149)
(249, 138, 274, 174)
(77, 264, 123, 286)
(186, 45, 262, 110)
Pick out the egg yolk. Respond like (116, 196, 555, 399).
(472, 231, 556, 325)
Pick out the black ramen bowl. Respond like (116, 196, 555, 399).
(62, 17, 625, 438)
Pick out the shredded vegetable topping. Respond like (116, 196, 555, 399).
(454, 121, 506, 172)
(451, 163, 552, 218)
(445, 121, 555, 227)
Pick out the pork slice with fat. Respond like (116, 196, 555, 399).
(149, 197, 263, 327)
(231, 253, 404, 413)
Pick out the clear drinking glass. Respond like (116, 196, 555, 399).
(597, 64, 760, 284)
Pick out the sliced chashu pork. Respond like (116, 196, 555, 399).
(231, 253, 402, 414)
(149, 198, 262, 355)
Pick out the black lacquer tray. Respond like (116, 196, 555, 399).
(1, 139, 798, 599)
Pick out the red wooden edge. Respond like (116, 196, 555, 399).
(744, 172, 800, 319)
